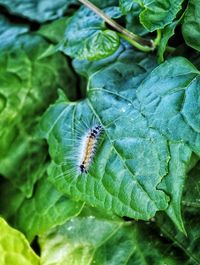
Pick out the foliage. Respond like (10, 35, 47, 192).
(1, 0, 200, 264)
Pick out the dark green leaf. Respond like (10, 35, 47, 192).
(40, 53, 169, 221)
(125, 3, 148, 36)
(0, 15, 29, 50)
(40, 55, 200, 232)
(0, 0, 77, 22)
(158, 20, 179, 62)
(39, 208, 183, 265)
(120, 0, 183, 32)
(38, 17, 70, 44)
(182, 0, 200, 52)
(137, 57, 200, 231)
(58, 6, 121, 60)
(0, 176, 83, 241)
(73, 41, 157, 77)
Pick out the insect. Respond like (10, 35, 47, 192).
(78, 124, 103, 174)
(54, 120, 104, 183)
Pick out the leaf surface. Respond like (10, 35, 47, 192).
(0, 34, 76, 196)
(40, 53, 169, 221)
(0, 0, 77, 22)
(0, 177, 84, 241)
(0, 217, 39, 265)
(182, 0, 200, 52)
(58, 6, 121, 60)
(120, 0, 183, 31)
(39, 208, 182, 265)
(40, 55, 200, 231)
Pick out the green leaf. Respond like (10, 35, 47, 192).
(0, 176, 84, 241)
(73, 41, 157, 78)
(40, 53, 169, 221)
(157, 160, 200, 263)
(158, 20, 179, 62)
(120, 0, 135, 13)
(38, 17, 70, 44)
(41, 55, 200, 231)
(183, 161, 200, 210)
(0, 217, 39, 265)
(137, 57, 200, 231)
(39, 208, 182, 265)
(58, 6, 121, 60)
(0, 0, 77, 22)
(120, 0, 183, 32)
(125, 3, 148, 36)
(0, 15, 29, 50)
(182, 0, 200, 52)
(0, 34, 77, 197)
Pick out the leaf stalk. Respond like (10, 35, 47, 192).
(78, 0, 155, 52)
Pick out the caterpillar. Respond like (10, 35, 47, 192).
(78, 124, 103, 174)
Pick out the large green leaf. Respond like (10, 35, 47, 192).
(0, 34, 76, 197)
(120, 0, 183, 32)
(40, 55, 200, 231)
(0, 217, 39, 265)
(0, 0, 77, 22)
(182, 0, 200, 52)
(58, 6, 121, 60)
(0, 176, 83, 241)
(137, 57, 200, 231)
(40, 53, 169, 221)
(39, 208, 183, 265)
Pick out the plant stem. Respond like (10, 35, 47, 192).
(78, 0, 154, 52)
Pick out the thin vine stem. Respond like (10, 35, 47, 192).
(78, 0, 155, 52)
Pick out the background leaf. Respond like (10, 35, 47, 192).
(0, 175, 84, 241)
(39, 207, 184, 265)
(0, 15, 29, 51)
(0, 34, 77, 197)
(155, 160, 200, 264)
(182, 0, 200, 52)
(120, 0, 183, 32)
(0, 217, 39, 265)
(0, 0, 78, 22)
(58, 6, 121, 60)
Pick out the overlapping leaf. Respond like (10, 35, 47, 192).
(0, 0, 77, 22)
(0, 15, 29, 51)
(39, 208, 182, 265)
(120, 0, 183, 32)
(182, 0, 200, 52)
(156, 162, 200, 265)
(0, 218, 39, 265)
(0, 177, 83, 241)
(58, 6, 121, 60)
(0, 34, 76, 197)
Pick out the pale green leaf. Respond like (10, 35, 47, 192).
(0, 218, 39, 265)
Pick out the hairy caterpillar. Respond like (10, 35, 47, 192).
(78, 124, 103, 174)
